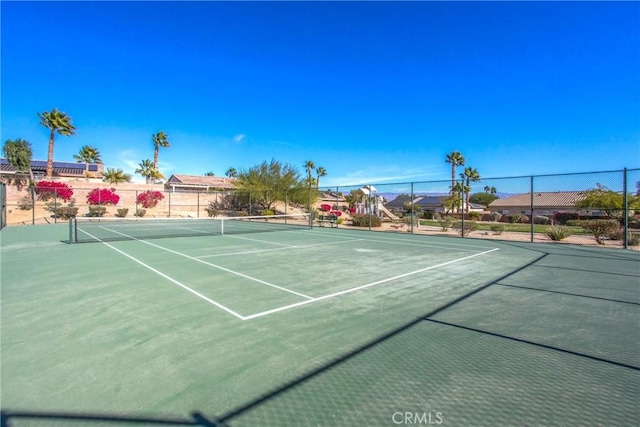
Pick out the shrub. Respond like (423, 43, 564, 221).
(88, 206, 107, 217)
(262, 209, 275, 216)
(135, 209, 146, 217)
(351, 214, 381, 227)
(534, 215, 550, 225)
(628, 233, 640, 246)
(577, 219, 620, 244)
(490, 223, 505, 235)
(566, 220, 581, 227)
(35, 181, 73, 202)
(504, 214, 529, 224)
(87, 188, 120, 205)
(438, 217, 454, 231)
(55, 206, 79, 219)
(206, 207, 220, 218)
(546, 226, 573, 241)
(490, 212, 502, 222)
(554, 212, 579, 225)
(320, 204, 331, 212)
(136, 190, 165, 209)
(468, 211, 481, 220)
(115, 208, 129, 218)
(18, 196, 33, 210)
(453, 221, 478, 236)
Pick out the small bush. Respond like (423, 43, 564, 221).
(504, 214, 529, 224)
(18, 196, 33, 210)
(262, 209, 275, 216)
(534, 215, 550, 225)
(554, 212, 579, 225)
(468, 211, 481, 220)
(453, 221, 478, 236)
(136, 190, 164, 209)
(115, 208, 129, 218)
(351, 214, 382, 227)
(578, 219, 620, 244)
(490, 224, 505, 235)
(628, 233, 640, 246)
(206, 207, 220, 218)
(546, 225, 573, 241)
(490, 212, 502, 222)
(438, 217, 455, 231)
(566, 220, 581, 227)
(135, 209, 147, 217)
(88, 206, 107, 217)
(87, 188, 120, 205)
(35, 181, 74, 202)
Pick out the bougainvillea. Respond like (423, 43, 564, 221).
(320, 204, 331, 212)
(330, 210, 342, 217)
(136, 190, 165, 209)
(87, 188, 120, 205)
(35, 181, 74, 202)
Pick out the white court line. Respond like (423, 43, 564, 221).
(225, 234, 297, 247)
(76, 228, 246, 320)
(99, 226, 314, 300)
(195, 238, 364, 259)
(297, 228, 498, 250)
(242, 247, 500, 320)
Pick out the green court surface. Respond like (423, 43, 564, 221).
(1, 223, 638, 426)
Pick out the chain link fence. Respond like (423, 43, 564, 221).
(3, 168, 639, 248)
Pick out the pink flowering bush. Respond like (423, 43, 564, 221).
(136, 190, 164, 209)
(320, 204, 331, 212)
(330, 211, 342, 217)
(87, 188, 120, 205)
(35, 181, 74, 202)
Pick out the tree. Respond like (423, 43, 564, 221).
(38, 108, 76, 178)
(304, 160, 316, 187)
(460, 167, 480, 212)
(204, 171, 215, 176)
(225, 168, 238, 178)
(73, 145, 102, 181)
(235, 159, 309, 212)
(102, 168, 132, 184)
(445, 151, 465, 196)
(152, 131, 170, 171)
(575, 184, 640, 220)
(135, 159, 164, 184)
(2, 138, 34, 192)
(315, 166, 327, 189)
(484, 185, 497, 195)
(469, 192, 499, 208)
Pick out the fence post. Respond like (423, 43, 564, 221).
(530, 175, 534, 243)
(460, 182, 465, 238)
(197, 193, 200, 218)
(410, 182, 414, 234)
(168, 191, 171, 218)
(623, 168, 628, 249)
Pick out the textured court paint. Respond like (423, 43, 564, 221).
(1, 225, 638, 426)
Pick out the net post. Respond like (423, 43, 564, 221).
(221, 217, 225, 235)
(68, 217, 75, 243)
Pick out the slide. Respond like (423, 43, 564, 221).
(379, 205, 400, 220)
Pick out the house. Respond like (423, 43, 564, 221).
(0, 158, 104, 181)
(488, 191, 604, 216)
(385, 194, 484, 215)
(164, 174, 237, 192)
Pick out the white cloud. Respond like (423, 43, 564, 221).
(233, 134, 247, 143)
(325, 165, 440, 187)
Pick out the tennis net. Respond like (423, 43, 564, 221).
(69, 213, 311, 243)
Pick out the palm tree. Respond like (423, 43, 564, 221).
(460, 167, 481, 212)
(136, 159, 160, 184)
(204, 171, 215, 176)
(73, 145, 102, 181)
(225, 167, 238, 178)
(315, 166, 327, 189)
(445, 151, 465, 195)
(38, 108, 76, 178)
(484, 185, 497, 195)
(152, 131, 170, 171)
(102, 168, 132, 185)
(451, 181, 465, 214)
(304, 160, 315, 187)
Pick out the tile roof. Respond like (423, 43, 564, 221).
(166, 174, 236, 189)
(489, 191, 586, 208)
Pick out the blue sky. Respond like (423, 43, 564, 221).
(2, 1, 639, 188)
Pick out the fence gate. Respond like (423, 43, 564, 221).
(0, 182, 6, 229)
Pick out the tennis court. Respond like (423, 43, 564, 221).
(1, 218, 638, 426)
